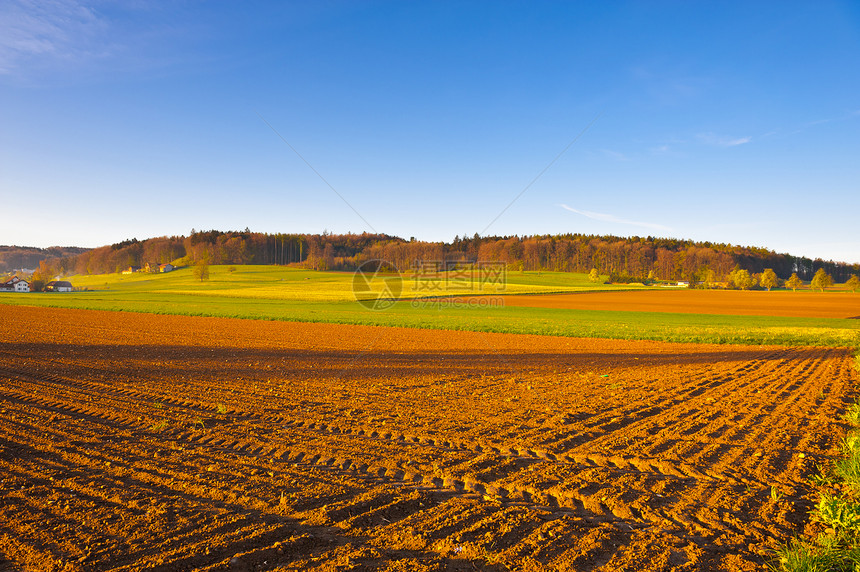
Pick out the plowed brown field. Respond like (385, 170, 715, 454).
(0, 305, 856, 571)
(484, 289, 860, 318)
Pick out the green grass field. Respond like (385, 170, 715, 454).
(2, 265, 859, 347)
(64, 264, 635, 300)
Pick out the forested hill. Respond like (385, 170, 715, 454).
(0, 245, 90, 273)
(41, 231, 859, 283)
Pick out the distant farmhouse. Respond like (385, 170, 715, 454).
(144, 262, 174, 273)
(1, 276, 30, 292)
(45, 280, 73, 292)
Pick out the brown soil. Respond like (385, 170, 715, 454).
(487, 289, 860, 318)
(0, 305, 856, 571)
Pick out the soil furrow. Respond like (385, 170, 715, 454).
(0, 305, 855, 571)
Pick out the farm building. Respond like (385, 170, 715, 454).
(144, 262, 174, 273)
(122, 266, 141, 274)
(1, 276, 30, 292)
(45, 280, 73, 292)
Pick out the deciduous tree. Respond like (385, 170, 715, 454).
(729, 268, 754, 290)
(193, 261, 210, 282)
(588, 268, 600, 283)
(759, 268, 779, 291)
(785, 273, 803, 291)
(846, 275, 860, 293)
(811, 268, 833, 292)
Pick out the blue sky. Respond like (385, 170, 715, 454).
(1, 1, 859, 263)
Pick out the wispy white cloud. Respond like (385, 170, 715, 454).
(599, 149, 629, 161)
(0, 0, 113, 75)
(630, 65, 714, 105)
(696, 132, 751, 147)
(0, 1, 201, 82)
(647, 135, 688, 156)
(559, 204, 672, 232)
(650, 144, 675, 156)
(761, 111, 859, 140)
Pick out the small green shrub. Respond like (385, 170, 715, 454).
(815, 494, 860, 531)
(844, 431, 860, 453)
(808, 464, 837, 487)
(834, 449, 860, 494)
(150, 420, 168, 432)
(771, 535, 841, 572)
(844, 402, 860, 427)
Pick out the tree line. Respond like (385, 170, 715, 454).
(0, 245, 89, 274)
(39, 230, 860, 285)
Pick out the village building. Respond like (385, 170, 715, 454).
(45, 280, 73, 292)
(1, 276, 30, 292)
(145, 262, 174, 273)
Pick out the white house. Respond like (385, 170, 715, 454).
(1, 276, 29, 292)
(45, 280, 73, 292)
